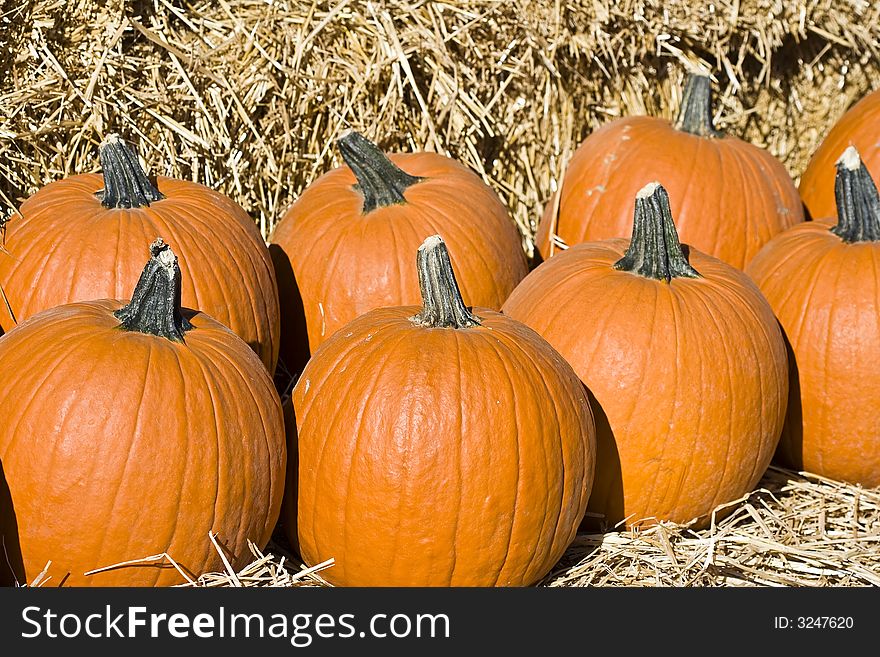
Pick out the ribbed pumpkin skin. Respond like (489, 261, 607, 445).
(535, 117, 803, 268)
(0, 174, 280, 371)
(503, 240, 788, 527)
(0, 300, 285, 586)
(746, 220, 880, 487)
(269, 153, 528, 371)
(291, 307, 595, 587)
(800, 90, 880, 221)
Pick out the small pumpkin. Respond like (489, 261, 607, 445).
(747, 146, 880, 487)
(290, 235, 595, 586)
(505, 182, 788, 528)
(0, 134, 280, 372)
(0, 239, 285, 586)
(535, 73, 803, 269)
(800, 88, 880, 221)
(269, 132, 528, 374)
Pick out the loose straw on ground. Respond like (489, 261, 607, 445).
(65, 466, 875, 588)
(542, 466, 880, 587)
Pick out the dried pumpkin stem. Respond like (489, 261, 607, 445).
(115, 238, 193, 341)
(614, 182, 701, 282)
(412, 235, 480, 329)
(673, 73, 720, 138)
(337, 131, 422, 213)
(98, 134, 164, 209)
(831, 146, 880, 243)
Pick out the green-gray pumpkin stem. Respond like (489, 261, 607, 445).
(614, 182, 701, 282)
(673, 73, 720, 138)
(412, 235, 480, 329)
(115, 238, 193, 341)
(831, 146, 880, 243)
(98, 134, 164, 209)
(337, 131, 422, 214)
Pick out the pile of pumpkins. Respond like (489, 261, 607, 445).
(0, 71, 877, 588)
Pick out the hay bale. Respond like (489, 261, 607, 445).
(0, 0, 878, 254)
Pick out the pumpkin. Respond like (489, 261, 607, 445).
(0, 134, 280, 372)
(268, 131, 528, 375)
(0, 239, 285, 586)
(535, 73, 803, 269)
(746, 147, 880, 487)
(800, 88, 880, 221)
(505, 182, 788, 528)
(289, 235, 595, 586)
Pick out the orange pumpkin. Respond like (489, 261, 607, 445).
(269, 132, 528, 374)
(535, 73, 803, 269)
(0, 239, 285, 586)
(290, 235, 595, 586)
(800, 88, 880, 221)
(505, 182, 788, 528)
(747, 147, 880, 487)
(0, 134, 280, 372)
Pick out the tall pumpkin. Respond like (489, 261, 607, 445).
(0, 239, 285, 586)
(747, 147, 880, 487)
(269, 132, 528, 374)
(505, 182, 788, 528)
(290, 235, 595, 586)
(800, 88, 880, 221)
(535, 73, 803, 269)
(0, 134, 280, 372)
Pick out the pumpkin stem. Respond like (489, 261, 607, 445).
(412, 235, 480, 329)
(98, 134, 164, 209)
(831, 146, 880, 243)
(673, 73, 720, 138)
(114, 238, 193, 341)
(337, 131, 422, 214)
(614, 182, 701, 282)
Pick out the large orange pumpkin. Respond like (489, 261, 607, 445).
(290, 235, 595, 586)
(0, 239, 285, 586)
(747, 147, 880, 487)
(505, 182, 788, 528)
(535, 73, 803, 269)
(0, 134, 280, 372)
(269, 132, 528, 375)
(800, 88, 880, 221)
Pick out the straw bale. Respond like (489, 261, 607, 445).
(0, 1, 878, 254)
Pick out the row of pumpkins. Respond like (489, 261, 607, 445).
(0, 72, 877, 588)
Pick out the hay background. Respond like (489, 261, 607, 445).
(1, 0, 879, 254)
(2, 1, 879, 586)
